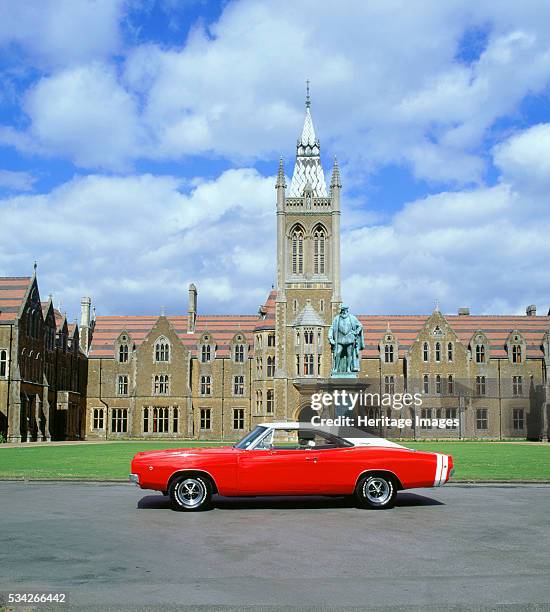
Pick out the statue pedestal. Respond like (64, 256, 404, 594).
(293, 377, 377, 439)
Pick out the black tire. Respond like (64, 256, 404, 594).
(355, 474, 397, 509)
(169, 474, 213, 512)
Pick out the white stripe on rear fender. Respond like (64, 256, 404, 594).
(434, 453, 443, 487)
(438, 454, 449, 486)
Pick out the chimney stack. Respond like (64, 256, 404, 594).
(80, 297, 92, 354)
(80, 297, 91, 328)
(188, 283, 197, 333)
(458, 308, 470, 316)
(526, 304, 537, 316)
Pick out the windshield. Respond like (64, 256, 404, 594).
(234, 426, 268, 449)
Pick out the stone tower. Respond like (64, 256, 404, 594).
(274, 87, 342, 419)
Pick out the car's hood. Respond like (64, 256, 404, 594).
(133, 446, 238, 460)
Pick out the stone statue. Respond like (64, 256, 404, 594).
(328, 304, 365, 375)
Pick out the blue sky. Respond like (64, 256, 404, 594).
(1, 0, 550, 319)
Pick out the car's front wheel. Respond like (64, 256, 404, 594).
(355, 474, 396, 509)
(169, 474, 213, 511)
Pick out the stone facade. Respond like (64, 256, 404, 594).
(0, 276, 88, 442)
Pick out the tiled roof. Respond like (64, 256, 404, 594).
(254, 290, 276, 331)
(90, 314, 261, 358)
(0, 277, 31, 324)
(360, 314, 550, 358)
(89, 292, 550, 360)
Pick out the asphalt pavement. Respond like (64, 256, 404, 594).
(1, 482, 550, 610)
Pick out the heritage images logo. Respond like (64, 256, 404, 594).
(309, 390, 460, 429)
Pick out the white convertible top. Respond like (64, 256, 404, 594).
(257, 421, 407, 449)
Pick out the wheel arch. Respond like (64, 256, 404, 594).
(355, 469, 403, 491)
(167, 469, 219, 494)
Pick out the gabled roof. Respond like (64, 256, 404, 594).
(90, 314, 261, 358)
(359, 314, 550, 358)
(254, 290, 276, 331)
(294, 300, 324, 326)
(0, 276, 32, 324)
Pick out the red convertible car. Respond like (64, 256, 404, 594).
(130, 422, 453, 511)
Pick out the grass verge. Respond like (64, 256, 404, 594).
(0, 440, 548, 481)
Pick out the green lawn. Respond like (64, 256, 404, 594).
(0, 440, 548, 481)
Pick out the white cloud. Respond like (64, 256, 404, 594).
(22, 63, 143, 170)
(341, 123, 550, 315)
(0, 170, 36, 192)
(4, 1, 550, 181)
(0, 169, 275, 316)
(493, 123, 550, 190)
(0, 0, 124, 68)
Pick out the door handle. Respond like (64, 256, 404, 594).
(305, 456, 318, 463)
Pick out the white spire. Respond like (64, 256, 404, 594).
(288, 82, 327, 197)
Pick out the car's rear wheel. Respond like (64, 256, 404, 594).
(355, 474, 396, 509)
(169, 474, 212, 511)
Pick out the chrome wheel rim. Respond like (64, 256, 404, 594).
(364, 477, 391, 505)
(175, 478, 206, 508)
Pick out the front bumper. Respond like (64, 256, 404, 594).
(129, 473, 140, 486)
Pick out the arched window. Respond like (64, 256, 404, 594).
(447, 374, 454, 395)
(384, 345, 394, 363)
(143, 407, 149, 433)
(447, 342, 453, 362)
(423, 374, 429, 394)
(173, 407, 179, 433)
(267, 356, 275, 377)
(154, 374, 169, 395)
(435, 374, 442, 394)
(234, 344, 245, 363)
(256, 389, 263, 411)
(423, 342, 429, 362)
(304, 329, 314, 345)
(155, 337, 170, 362)
(313, 226, 326, 275)
(475, 344, 485, 363)
(266, 389, 274, 414)
(291, 226, 304, 275)
(0, 349, 8, 378)
(512, 345, 522, 364)
(152, 407, 169, 433)
(201, 344, 211, 363)
(435, 342, 441, 362)
(118, 344, 128, 363)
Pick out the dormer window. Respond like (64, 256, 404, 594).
(475, 344, 485, 363)
(119, 344, 128, 363)
(447, 342, 453, 362)
(234, 344, 245, 363)
(423, 342, 429, 362)
(384, 345, 394, 363)
(201, 344, 211, 363)
(512, 345, 522, 364)
(435, 342, 441, 362)
(154, 337, 170, 362)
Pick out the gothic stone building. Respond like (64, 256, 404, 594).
(0, 275, 88, 442)
(2, 99, 550, 443)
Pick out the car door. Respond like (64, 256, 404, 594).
(237, 429, 317, 495)
(297, 430, 358, 494)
